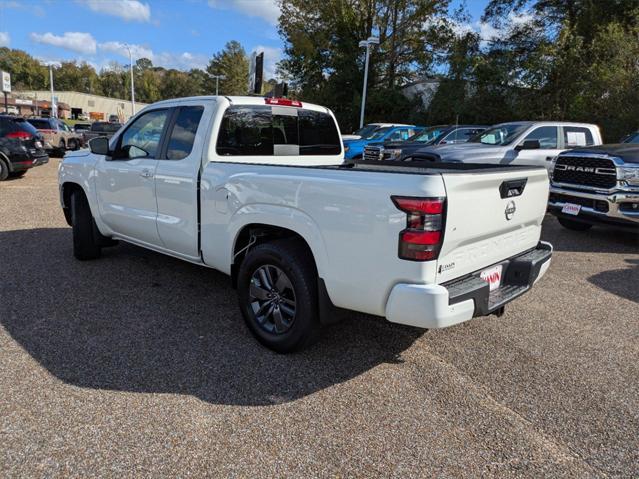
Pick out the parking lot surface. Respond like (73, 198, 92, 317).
(1, 159, 638, 477)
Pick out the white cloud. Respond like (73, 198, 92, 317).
(0, 32, 9, 47)
(252, 45, 282, 80)
(208, 0, 280, 25)
(30, 32, 97, 54)
(154, 52, 208, 70)
(99, 41, 153, 60)
(79, 0, 151, 22)
(98, 41, 207, 70)
(449, 12, 535, 43)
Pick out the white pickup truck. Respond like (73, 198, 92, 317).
(59, 96, 552, 352)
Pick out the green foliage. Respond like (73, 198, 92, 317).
(0, 41, 258, 104)
(207, 41, 249, 95)
(278, 0, 451, 131)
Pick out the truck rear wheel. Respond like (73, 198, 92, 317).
(71, 190, 102, 260)
(237, 239, 320, 353)
(558, 217, 593, 231)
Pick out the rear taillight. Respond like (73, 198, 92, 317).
(6, 131, 32, 140)
(392, 196, 445, 261)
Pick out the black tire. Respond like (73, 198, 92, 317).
(71, 190, 102, 260)
(0, 158, 9, 181)
(9, 170, 27, 178)
(237, 239, 320, 353)
(68, 139, 78, 150)
(558, 217, 593, 231)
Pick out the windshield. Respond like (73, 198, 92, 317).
(352, 125, 381, 137)
(366, 127, 391, 140)
(623, 132, 639, 144)
(92, 122, 121, 132)
(409, 126, 447, 143)
(470, 124, 529, 146)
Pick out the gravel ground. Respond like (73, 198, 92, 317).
(1, 159, 638, 477)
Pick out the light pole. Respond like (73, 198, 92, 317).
(358, 36, 379, 129)
(40, 62, 57, 118)
(124, 44, 136, 116)
(206, 73, 226, 96)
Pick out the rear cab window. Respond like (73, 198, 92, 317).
(216, 103, 341, 158)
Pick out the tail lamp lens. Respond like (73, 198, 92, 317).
(392, 196, 445, 261)
(6, 131, 32, 140)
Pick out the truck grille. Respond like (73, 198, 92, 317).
(364, 146, 382, 161)
(553, 156, 617, 189)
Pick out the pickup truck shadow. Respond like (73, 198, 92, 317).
(0, 228, 422, 406)
(588, 259, 639, 304)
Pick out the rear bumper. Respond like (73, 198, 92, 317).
(385, 241, 552, 329)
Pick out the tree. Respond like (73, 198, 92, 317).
(0, 48, 47, 90)
(277, 0, 451, 132)
(207, 41, 249, 95)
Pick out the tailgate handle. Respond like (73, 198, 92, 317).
(499, 178, 527, 198)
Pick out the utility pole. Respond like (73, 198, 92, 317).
(49, 64, 55, 118)
(124, 44, 136, 116)
(358, 36, 379, 129)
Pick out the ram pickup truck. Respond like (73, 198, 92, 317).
(58, 96, 552, 353)
(413, 121, 602, 170)
(548, 144, 639, 231)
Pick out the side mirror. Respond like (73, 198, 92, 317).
(516, 139, 541, 150)
(89, 136, 110, 155)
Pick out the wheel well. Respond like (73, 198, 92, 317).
(61, 182, 84, 226)
(231, 224, 316, 289)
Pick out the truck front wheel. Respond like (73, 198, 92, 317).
(237, 239, 320, 353)
(558, 217, 593, 231)
(71, 191, 102, 260)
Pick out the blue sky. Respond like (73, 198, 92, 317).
(0, 0, 489, 78)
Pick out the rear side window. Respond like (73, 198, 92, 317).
(27, 119, 52, 130)
(216, 105, 340, 156)
(564, 126, 594, 147)
(166, 106, 204, 160)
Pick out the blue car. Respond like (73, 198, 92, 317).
(343, 125, 422, 160)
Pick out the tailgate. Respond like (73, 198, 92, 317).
(436, 167, 548, 283)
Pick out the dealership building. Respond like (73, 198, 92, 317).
(9, 91, 147, 121)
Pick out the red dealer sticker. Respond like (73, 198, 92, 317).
(480, 264, 503, 292)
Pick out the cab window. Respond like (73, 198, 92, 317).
(165, 106, 204, 160)
(216, 105, 340, 156)
(117, 109, 170, 159)
(563, 126, 594, 147)
(524, 126, 558, 149)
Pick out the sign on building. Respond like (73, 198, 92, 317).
(1, 71, 10, 93)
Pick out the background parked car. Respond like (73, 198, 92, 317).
(0, 116, 49, 180)
(621, 131, 639, 143)
(26, 117, 83, 153)
(73, 123, 92, 134)
(343, 125, 422, 159)
(364, 124, 488, 161)
(82, 121, 122, 145)
(341, 122, 413, 141)
(410, 121, 602, 169)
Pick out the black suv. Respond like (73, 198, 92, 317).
(0, 116, 49, 180)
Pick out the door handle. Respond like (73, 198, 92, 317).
(140, 169, 153, 178)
